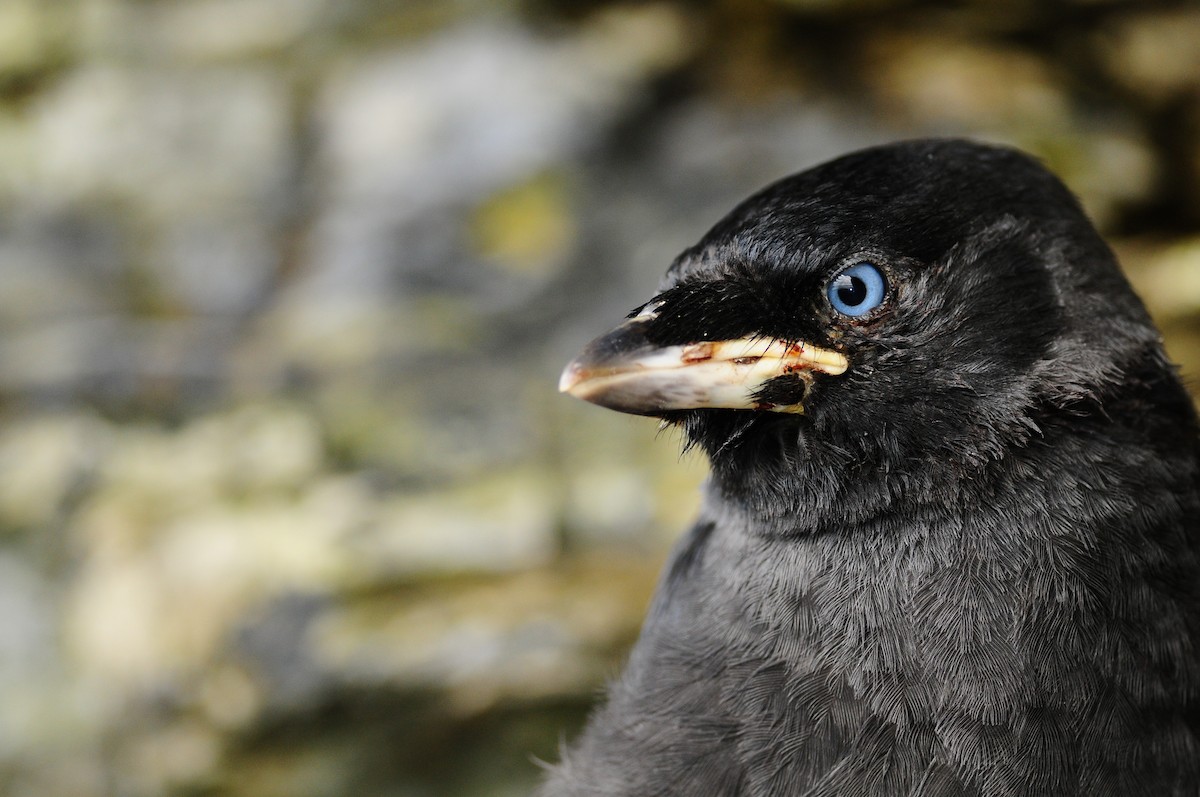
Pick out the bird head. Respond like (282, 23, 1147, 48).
(561, 140, 1163, 530)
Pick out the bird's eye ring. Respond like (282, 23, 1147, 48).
(827, 262, 887, 317)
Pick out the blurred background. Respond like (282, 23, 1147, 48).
(1, 0, 1199, 795)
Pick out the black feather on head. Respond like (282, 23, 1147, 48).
(651, 140, 1164, 532)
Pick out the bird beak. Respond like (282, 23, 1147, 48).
(559, 315, 848, 416)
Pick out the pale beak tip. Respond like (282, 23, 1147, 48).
(559, 361, 583, 395)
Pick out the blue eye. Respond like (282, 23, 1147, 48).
(827, 262, 887, 317)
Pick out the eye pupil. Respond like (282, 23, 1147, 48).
(827, 262, 886, 317)
(836, 276, 868, 307)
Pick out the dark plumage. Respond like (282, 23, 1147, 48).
(547, 139, 1200, 796)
